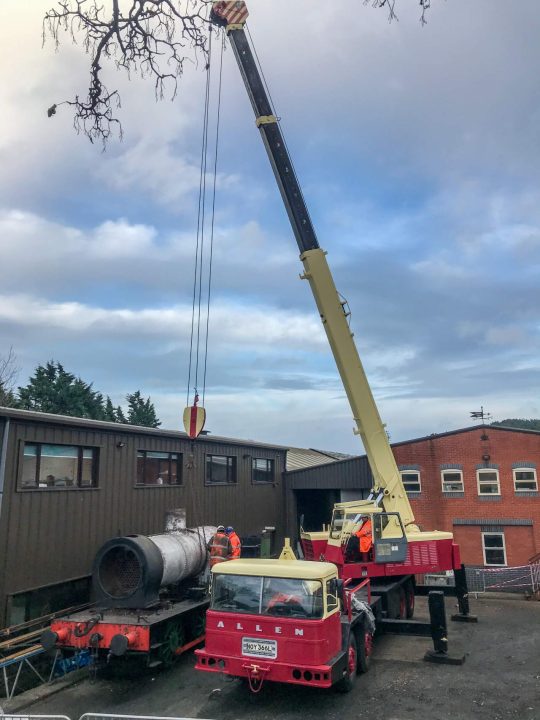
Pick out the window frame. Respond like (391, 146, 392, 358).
(136, 450, 183, 487)
(251, 457, 275, 485)
(513, 468, 538, 492)
(400, 470, 421, 494)
(481, 532, 507, 567)
(205, 454, 237, 486)
(441, 469, 464, 493)
(477, 469, 501, 496)
(19, 442, 99, 491)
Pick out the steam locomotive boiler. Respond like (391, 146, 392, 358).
(41, 526, 216, 668)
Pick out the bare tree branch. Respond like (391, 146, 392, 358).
(0, 347, 20, 407)
(366, 0, 432, 25)
(43, 0, 212, 144)
(43, 0, 433, 145)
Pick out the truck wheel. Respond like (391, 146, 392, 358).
(356, 624, 373, 674)
(335, 633, 357, 693)
(398, 587, 406, 619)
(405, 581, 415, 619)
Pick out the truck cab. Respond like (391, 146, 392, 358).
(195, 558, 374, 691)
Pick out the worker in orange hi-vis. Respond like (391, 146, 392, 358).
(355, 516, 373, 557)
(208, 526, 230, 567)
(226, 526, 241, 559)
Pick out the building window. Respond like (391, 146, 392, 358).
(482, 532, 506, 566)
(441, 470, 464, 493)
(137, 451, 182, 485)
(400, 471, 421, 493)
(252, 458, 274, 484)
(206, 455, 237, 485)
(20, 443, 98, 490)
(477, 469, 500, 495)
(513, 468, 538, 492)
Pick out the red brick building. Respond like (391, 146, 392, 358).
(392, 425, 540, 567)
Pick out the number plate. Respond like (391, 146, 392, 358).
(241, 637, 277, 659)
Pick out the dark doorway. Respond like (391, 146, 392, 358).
(295, 489, 340, 533)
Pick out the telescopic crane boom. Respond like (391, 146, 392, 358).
(210, 4, 463, 585)
(210, 1, 416, 528)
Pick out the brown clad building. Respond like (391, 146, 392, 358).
(0, 407, 286, 627)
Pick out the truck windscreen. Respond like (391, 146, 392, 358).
(212, 574, 324, 618)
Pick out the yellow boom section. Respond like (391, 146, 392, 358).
(300, 248, 417, 530)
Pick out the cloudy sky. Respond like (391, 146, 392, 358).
(1, 1, 539, 453)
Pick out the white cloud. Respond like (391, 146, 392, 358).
(0, 293, 326, 350)
(98, 137, 240, 210)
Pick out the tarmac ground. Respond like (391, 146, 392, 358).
(3, 595, 539, 720)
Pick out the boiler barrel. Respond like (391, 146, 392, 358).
(93, 526, 216, 608)
(150, 529, 214, 585)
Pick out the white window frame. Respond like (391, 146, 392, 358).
(441, 470, 464, 493)
(400, 470, 421, 494)
(477, 469, 500, 496)
(481, 532, 507, 567)
(513, 468, 538, 492)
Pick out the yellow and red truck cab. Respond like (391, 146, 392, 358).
(195, 558, 376, 692)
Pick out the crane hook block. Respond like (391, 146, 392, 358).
(183, 404, 206, 439)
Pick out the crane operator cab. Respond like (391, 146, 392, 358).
(328, 504, 408, 565)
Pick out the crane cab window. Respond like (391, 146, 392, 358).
(373, 513, 405, 540)
(330, 508, 345, 539)
(212, 574, 323, 619)
(325, 578, 339, 613)
(330, 509, 364, 539)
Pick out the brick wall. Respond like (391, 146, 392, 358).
(392, 427, 540, 566)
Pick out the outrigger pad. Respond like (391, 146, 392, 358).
(424, 649, 465, 666)
(451, 612, 478, 623)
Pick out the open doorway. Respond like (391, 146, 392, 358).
(295, 489, 341, 534)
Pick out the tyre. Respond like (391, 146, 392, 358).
(335, 632, 357, 693)
(405, 580, 415, 619)
(356, 623, 373, 674)
(398, 586, 406, 619)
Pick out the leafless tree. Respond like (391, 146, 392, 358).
(368, 0, 432, 25)
(43, 0, 432, 145)
(43, 0, 212, 144)
(0, 347, 20, 407)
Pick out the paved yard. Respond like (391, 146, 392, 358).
(6, 595, 540, 720)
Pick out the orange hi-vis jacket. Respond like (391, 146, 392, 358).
(228, 531, 241, 559)
(355, 519, 373, 554)
(209, 532, 230, 567)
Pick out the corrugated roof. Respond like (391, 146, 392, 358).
(286, 447, 345, 472)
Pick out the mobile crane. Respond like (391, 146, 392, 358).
(195, 1, 463, 691)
